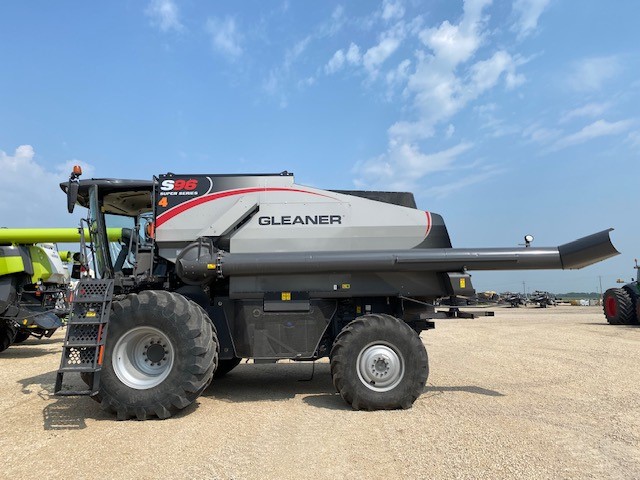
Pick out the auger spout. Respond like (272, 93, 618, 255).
(175, 229, 618, 283)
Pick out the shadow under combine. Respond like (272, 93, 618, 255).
(203, 362, 337, 403)
(18, 370, 111, 430)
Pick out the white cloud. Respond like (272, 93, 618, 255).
(353, 0, 526, 193)
(469, 51, 515, 95)
(560, 102, 612, 123)
(325, 49, 346, 75)
(505, 71, 526, 89)
(424, 166, 503, 199)
(327, 5, 346, 35)
(324, 43, 362, 76)
(419, 0, 490, 66)
(511, 0, 551, 39)
(385, 58, 411, 93)
(345, 43, 361, 64)
(381, 0, 405, 22)
(206, 17, 243, 58)
(388, 118, 435, 142)
(568, 56, 622, 92)
(0, 145, 93, 227)
(396, 49, 519, 143)
(522, 123, 561, 144)
(550, 119, 633, 151)
(393, 1, 525, 145)
(363, 29, 404, 77)
(263, 70, 288, 108)
(353, 142, 473, 191)
(145, 0, 183, 32)
(285, 37, 311, 70)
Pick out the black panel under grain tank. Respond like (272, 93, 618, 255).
(229, 299, 337, 359)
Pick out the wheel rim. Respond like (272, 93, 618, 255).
(605, 297, 617, 317)
(112, 326, 174, 389)
(356, 342, 405, 392)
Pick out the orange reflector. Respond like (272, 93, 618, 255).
(98, 345, 105, 366)
(145, 221, 155, 239)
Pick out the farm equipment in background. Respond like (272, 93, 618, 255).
(530, 290, 557, 308)
(502, 292, 528, 307)
(603, 260, 640, 325)
(54, 167, 618, 419)
(0, 228, 122, 352)
(477, 291, 500, 303)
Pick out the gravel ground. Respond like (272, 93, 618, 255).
(1, 305, 639, 479)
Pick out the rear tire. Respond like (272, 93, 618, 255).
(330, 314, 428, 410)
(0, 321, 17, 353)
(96, 290, 218, 420)
(603, 288, 635, 325)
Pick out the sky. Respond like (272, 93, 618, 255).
(0, 0, 638, 293)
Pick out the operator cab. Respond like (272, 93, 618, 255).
(60, 174, 157, 284)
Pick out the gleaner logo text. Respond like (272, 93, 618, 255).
(258, 215, 342, 226)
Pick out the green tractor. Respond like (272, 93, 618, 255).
(0, 228, 87, 352)
(603, 260, 640, 325)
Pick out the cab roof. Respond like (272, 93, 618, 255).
(60, 178, 154, 215)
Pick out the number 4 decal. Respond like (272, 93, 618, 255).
(158, 197, 168, 208)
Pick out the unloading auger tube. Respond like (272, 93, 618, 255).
(175, 229, 618, 283)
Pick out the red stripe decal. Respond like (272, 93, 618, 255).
(425, 211, 432, 237)
(156, 187, 335, 228)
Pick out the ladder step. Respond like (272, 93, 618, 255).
(57, 366, 103, 373)
(54, 371, 100, 396)
(55, 389, 94, 396)
(66, 322, 108, 327)
(65, 323, 106, 342)
(61, 341, 105, 348)
(55, 279, 113, 396)
(71, 296, 111, 303)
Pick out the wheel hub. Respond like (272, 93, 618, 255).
(605, 297, 617, 317)
(112, 326, 174, 390)
(356, 343, 405, 392)
(145, 342, 167, 364)
(372, 357, 390, 376)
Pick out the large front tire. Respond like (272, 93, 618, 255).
(330, 314, 428, 410)
(97, 291, 218, 420)
(603, 288, 635, 325)
(0, 321, 17, 353)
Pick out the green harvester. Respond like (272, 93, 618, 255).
(0, 228, 121, 351)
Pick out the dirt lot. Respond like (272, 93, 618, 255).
(1, 306, 639, 479)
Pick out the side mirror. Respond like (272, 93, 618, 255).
(67, 165, 83, 213)
(67, 181, 79, 213)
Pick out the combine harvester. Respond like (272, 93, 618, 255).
(54, 167, 618, 419)
(0, 228, 122, 352)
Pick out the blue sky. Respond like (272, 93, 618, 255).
(1, 0, 638, 293)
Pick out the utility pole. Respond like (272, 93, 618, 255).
(598, 275, 603, 306)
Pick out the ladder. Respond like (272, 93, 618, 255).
(54, 279, 114, 396)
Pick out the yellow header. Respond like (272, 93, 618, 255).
(0, 227, 123, 244)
